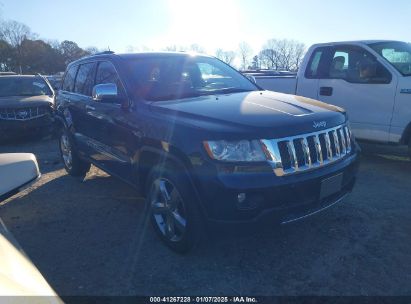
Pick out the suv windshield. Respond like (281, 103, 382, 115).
(368, 41, 411, 76)
(0, 77, 52, 97)
(128, 55, 258, 101)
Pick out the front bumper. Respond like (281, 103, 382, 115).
(192, 151, 359, 224)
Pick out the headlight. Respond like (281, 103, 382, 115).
(203, 140, 266, 162)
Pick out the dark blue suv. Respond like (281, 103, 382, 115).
(56, 52, 359, 253)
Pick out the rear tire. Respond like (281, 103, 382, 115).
(59, 128, 90, 177)
(145, 163, 204, 254)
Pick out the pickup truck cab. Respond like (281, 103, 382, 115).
(56, 52, 359, 253)
(251, 41, 411, 156)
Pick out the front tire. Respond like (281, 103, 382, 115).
(59, 129, 90, 177)
(145, 163, 204, 253)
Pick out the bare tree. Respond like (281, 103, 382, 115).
(162, 44, 205, 53)
(126, 45, 153, 52)
(0, 20, 33, 46)
(46, 39, 61, 50)
(238, 41, 253, 70)
(260, 39, 283, 69)
(291, 41, 305, 71)
(215, 48, 236, 66)
(126, 45, 135, 52)
(0, 20, 35, 73)
(85, 46, 99, 54)
(260, 39, 306, 71)
(251, 55, 260, 69)
(189, 43, 205, 53)
(163, 45, 187, 52)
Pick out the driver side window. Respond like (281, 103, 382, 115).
(326, 47, 392, 84)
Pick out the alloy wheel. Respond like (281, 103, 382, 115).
(60, 133, 73, 170)
(150, 178, 187, 242)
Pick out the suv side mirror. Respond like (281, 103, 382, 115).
(0, 153, 40, 202)
(92, 83, 118, 102)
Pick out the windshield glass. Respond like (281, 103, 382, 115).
(0, 77, 52, 97)
(368, 41, 411, 76)
(128, 55, 258, 101)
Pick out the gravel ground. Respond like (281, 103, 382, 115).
(0, 138, 410, 296)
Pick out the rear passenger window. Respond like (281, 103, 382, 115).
(74, 63, 96, 96)
(62, 65, 78, 92)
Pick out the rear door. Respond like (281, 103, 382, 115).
(314, 45, 397, 142)
(68, 62, 98, 154)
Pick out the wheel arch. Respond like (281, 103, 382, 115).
(136, 146, 208, 218)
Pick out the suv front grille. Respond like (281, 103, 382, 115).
(261, 124, 352, 176)
(0, 106, 50, 121)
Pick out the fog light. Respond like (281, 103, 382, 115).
(236, 193, 262, 210)
(237, 193, 246, 203)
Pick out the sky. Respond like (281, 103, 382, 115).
(0, 0, 410, 55)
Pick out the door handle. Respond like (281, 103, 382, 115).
(85, 105, 96, 111)
(319, 87, 333, 96)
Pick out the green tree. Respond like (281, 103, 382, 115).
(59, 40, 90, 65)
(20, 39, 65, 74)
(0, 39, 14, 71)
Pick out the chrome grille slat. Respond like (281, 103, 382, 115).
(339, 128, 347, 155)
(332, 129, 340, 157)
(262, 124, 353, 176)
(313, 134, 323, 165)
(286, 140, 298, 170)
(301, 138, 311, 167)
(324, 133, 333, 160)
(344, 126, 351, 153)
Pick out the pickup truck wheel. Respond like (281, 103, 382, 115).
(59, 129, 90, 177)
(146, 164, 203, 253)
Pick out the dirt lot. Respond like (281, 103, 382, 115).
(1, 138, 411, 296)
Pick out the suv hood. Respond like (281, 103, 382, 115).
(0, 95, 54, 108)
(150, 91, 346, 136)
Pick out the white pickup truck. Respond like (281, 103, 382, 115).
(250, 40, 411, 157)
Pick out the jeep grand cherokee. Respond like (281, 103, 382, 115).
(56, 52, 359, 253)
